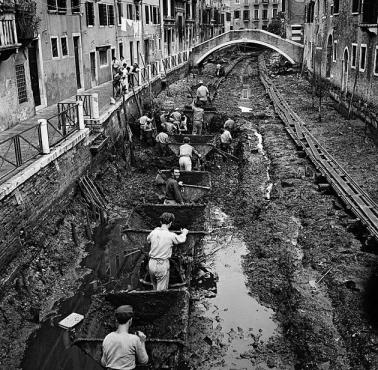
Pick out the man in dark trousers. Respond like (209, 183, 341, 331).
(164, 168, 184, 205)
(101, 305, 148, 370)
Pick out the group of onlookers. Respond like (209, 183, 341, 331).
(112, 56, 140, 96)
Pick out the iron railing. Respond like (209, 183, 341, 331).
(0, 124, 41, 180)
(76, 94, 92, 118)
(47, 103, 79, 146)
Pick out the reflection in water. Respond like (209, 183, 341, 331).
(196, 207, 277, 369)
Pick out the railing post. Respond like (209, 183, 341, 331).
(91, 93, 99, 119)
(138, 69, 142, 86)
(77, 101, 85, 130)
(147, 64, 151, 80)
(38, 119, 50, 154)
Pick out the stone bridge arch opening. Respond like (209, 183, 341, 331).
(195, 40, 296, 65)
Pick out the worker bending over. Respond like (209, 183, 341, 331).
(101, 305, 148, 370)
(191, 100, 204, 135)
(196, 80, 210, 104)
(220, 128, 232, 153)
(147, 212, 188, 290)
(164, 168, 184, 205)
(179, 137, 201, 171)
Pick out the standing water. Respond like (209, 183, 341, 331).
(188, 206, 278, 369)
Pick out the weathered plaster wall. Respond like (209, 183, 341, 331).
(0, 51, 35, 132)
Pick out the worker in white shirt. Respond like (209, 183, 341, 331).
(101, 305, 148, 370)
(139, 113, 153, 143)
(179, 137, 201, 171)
(155, 129, 169, 156)
(196, 80, 210, 105)
(220, 128, 232, 153)
(147, 212, 189, 291)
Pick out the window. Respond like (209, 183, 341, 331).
(61, 36, 68, 56)
(351, 0, 360, 13)
(127, 4, 133, 19)
(374, 47, 378, 75)
(108, 5, 115, 25)
(15, 64, 27, 103)
(99, 49, 108, 66)
(117, 1, 122, 24)
(145, 5, 150, 23)
(226, 12, 231, 21)
(119, 42, 123, 58)
(333, 40, 337, 62)
(71, 0, 80, 13)
(85, 2, 95, 26)
(244, 0, 249, 5)
(135, 4, 140, 20)
(234, 10, 240, 18)
(362, 0, 378, 24)
(307, 1, 315, 22)
(323, 0, 327, 14)
(48, 0, 67, 12)
(262, 9, 268, 19)
(243, 10, 249, 20)
(334, 0, 339, 14)
(272, 8, 277, 17)
(99, 3, 108, 25)
(153, 7, 158, 24)
(359, 44, 366, 71)
(351, 43, 357, 68)
(235, 0, 240, 4)
(51, 37, 59, 58)
(254, 9, 259, 18)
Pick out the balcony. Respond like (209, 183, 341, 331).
(163, 15, 175, 26)
(0, 3, 21, 61)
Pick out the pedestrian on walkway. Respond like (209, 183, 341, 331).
(112, 57, 121, 76)
(101, 305, 148, 369)
(179, 137, 201, 171)
(147, 212, 188, 291)
(191, 100, 204, 135)
(164, 168, 184, 205)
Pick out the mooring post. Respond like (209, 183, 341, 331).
(77, 101, 85, 130)
(38, 119, 50, 154)
(91, 93, 100, 119)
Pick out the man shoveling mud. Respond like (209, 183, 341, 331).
(179, 136, 202, 171)
(147, 212, 188, 290)
(164, 168, 184, 205)
(101, 305, 148, 370)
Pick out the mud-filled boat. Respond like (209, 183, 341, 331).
(74, 289, 190, 369)
(168, 134, 215, 144)
(159, 170, 211, 202)
(106, 204, 208, 289)
(167, 141, 215, 157)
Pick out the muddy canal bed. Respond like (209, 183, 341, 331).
(1, 49, 378, 370)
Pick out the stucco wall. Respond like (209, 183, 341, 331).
(0, 51, 35, 132)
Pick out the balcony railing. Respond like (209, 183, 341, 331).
(0, 17, 18, 49)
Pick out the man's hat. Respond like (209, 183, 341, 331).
(199, 80, 203, 84)
(175, 108, 180, 111)
(116, 305, 133, 315)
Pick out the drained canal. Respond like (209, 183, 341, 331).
(3, 49, 378, 369)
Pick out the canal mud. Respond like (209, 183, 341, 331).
(0, 48, 377, 369)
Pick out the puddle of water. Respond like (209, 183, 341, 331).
(195, 207, 277, 369)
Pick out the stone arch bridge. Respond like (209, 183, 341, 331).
(191, 30, 304, 65)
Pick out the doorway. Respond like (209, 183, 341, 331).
(73, 36, 82, 89)
(326, 35, 332, 78)
(342, 48, 349, 92)
(28, 40, 41, 107)
(144, 39, 149, 65)
(90, 52, 97, 87)
(130, 41, 134, 65)
(136, 40, 140, 65)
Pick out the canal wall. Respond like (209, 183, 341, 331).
(0, 62, 189, 281)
